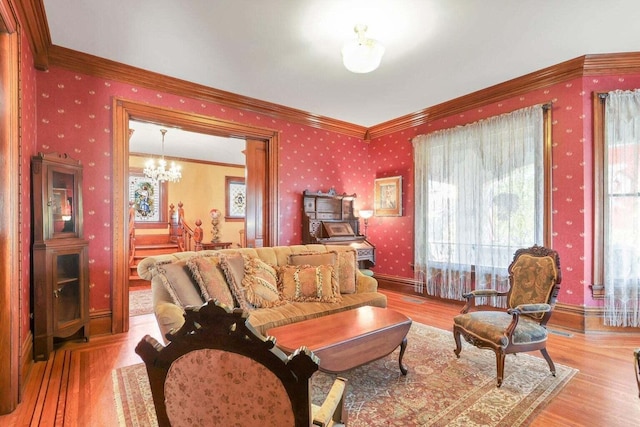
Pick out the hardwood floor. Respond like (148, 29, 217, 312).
(2, 289, 639, 426)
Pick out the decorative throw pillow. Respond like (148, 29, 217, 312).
(186, 255, 235, 308)
(219, 253, 253, 311)
(242, 257, 285, 308)
(288, 251, 357, 294)
(277, 264, 341, 303)
(155, 260, 205, 307)
(334, 250, 357, 294)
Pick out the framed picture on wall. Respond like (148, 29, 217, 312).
(128, 168, 168, 228)
(226, 176, 246, 221)
(374, 176, 403, 217)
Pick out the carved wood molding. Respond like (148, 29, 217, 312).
(11, 0, 49, 69)
(47, 44, 368, 139)
(16, 4, 640, 142)
(367, 52, 640, 140)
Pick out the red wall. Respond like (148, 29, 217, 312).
(368, 74, 640, 308)
(21, 31, 38, 344)
(35, 67, 372, 313)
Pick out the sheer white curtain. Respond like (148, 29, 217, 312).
(413, 105, 544, 303)
(604, 90, 640, 327)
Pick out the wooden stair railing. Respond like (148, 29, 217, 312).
(128, 201, 136, 265)
(169, 201, 204, 252)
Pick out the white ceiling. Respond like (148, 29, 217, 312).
(43, 0, 640, 128)
(128, 120, 246, 165)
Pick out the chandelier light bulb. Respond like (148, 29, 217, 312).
(143, 129, 182, 183)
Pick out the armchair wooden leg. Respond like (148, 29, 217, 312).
(453, 327, 463, 358)
(495, 352, 505, 388)
(540, 347, 556, 376)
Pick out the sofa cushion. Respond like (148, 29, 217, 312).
(288, 250, 357, 294)
(249, 292, 388, 335)
(220, 253, 254, 311)
(155, 260, 204, 307)
(243, 257, 286, 308)
(278, 264, 341, 303)
(186, 254, 235, 308)
(288, 252, 336, 268)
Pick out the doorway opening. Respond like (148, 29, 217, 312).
(112, 98, 279, 333)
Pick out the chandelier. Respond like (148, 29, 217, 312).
(341, 24, 385, 74)
(143, 129, 182, 183)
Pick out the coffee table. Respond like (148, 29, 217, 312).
(266, 306, 412, 375)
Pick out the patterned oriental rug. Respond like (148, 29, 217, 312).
(112, 322, 577, 426)
(129, 288, 153, 317)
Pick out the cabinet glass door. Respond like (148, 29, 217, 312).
(51, 170, 77, 238)
(53, 253, 81, 328)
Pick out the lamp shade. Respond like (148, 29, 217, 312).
(341, 25, 385, 74)
(359, 209, 374, 219)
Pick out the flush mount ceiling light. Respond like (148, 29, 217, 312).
(143, 129, 182, 183)
(341, 24, 385, 73)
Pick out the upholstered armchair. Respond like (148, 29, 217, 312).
(453, 245, 561, 387)
(136, 301, 348, 426)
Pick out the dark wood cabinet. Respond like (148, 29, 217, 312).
(32, 153, 89, 361)
(301, 189, 376, 268)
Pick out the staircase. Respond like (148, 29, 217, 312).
(129, 234, 180, 288)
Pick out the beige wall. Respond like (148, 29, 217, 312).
(130, 155, 245, 246)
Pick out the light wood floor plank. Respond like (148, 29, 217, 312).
(1, 289, 639, 425)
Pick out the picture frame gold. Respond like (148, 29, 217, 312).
(374, 176, 403, 217)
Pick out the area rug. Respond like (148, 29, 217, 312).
(129, 288, 153, 317)
(112, 322, 577, 426)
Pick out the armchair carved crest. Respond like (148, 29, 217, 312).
(453, 245, 561, 387)
(135, 301, 348, 426)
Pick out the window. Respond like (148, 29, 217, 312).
(225, 176, 246, 220)
(413, 104, 552, 303)
(593, 90, 640, 327)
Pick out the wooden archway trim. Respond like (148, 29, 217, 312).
(111, 98, 279, 333)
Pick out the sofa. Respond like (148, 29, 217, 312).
(137, 244, 387, 341)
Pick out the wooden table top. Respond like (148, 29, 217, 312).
(267, 306, 412, 370)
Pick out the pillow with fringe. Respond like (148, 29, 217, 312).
(155, 259, 204, 307)
(186, 254, 235, 308)
(242, 257, 286, 308)
(288, 250, 357, 294)
(277, 264, 341, 303)
(219, 253, 253, 311)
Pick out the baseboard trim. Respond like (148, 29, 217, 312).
(89, 309, 113, 336)
(375, 273, 640, 333)
(20, 331, 33, 401)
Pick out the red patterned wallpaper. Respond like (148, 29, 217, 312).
(21, 31, 38, 344)
(32, 62, 640, 313)
(368, 74, 640, 307)
(35, 67, 372, 313)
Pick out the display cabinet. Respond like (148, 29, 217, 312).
(31, 152, 89, 361)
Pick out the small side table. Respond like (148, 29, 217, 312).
(201, 242, 233, 250)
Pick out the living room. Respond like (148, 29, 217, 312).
(1, 1, 640, 424)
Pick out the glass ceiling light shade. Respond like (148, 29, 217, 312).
(341, 24, 385, 74)
(143, 129, 182, 183)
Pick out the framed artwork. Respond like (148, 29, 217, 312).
(128, 168, 168, 228)
(323, 222, 355, 237)
(374, 176, 403, 217)
(225, 176, 246, 221)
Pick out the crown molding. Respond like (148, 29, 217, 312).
(367, 52, 640, 140)
(47, 45, 368, 139)
(15, 0, 640, 142)
(12, 0, 49, 69)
